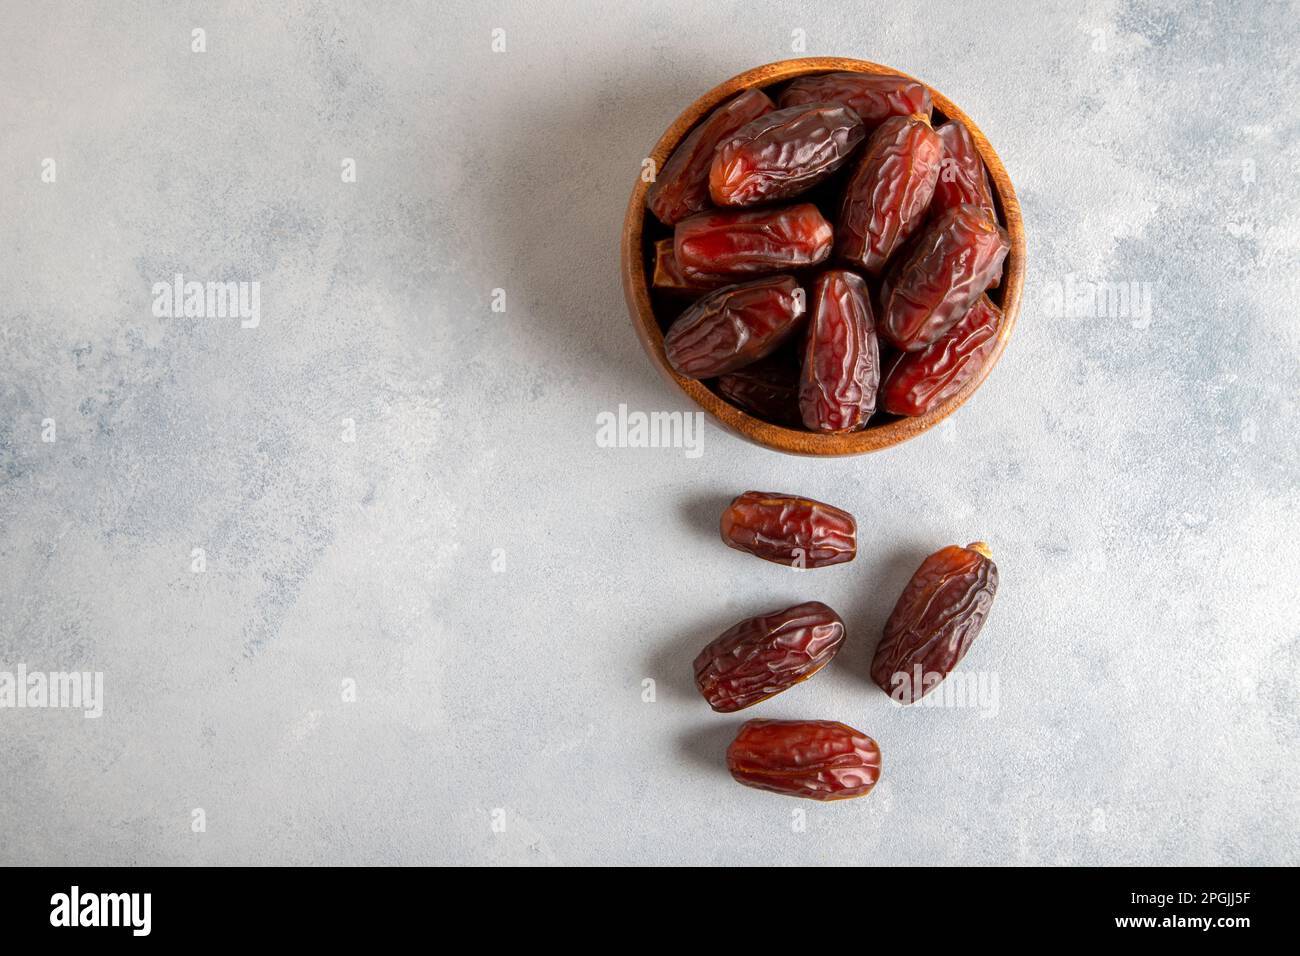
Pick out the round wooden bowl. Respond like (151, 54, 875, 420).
(621, 57, 1025, 457)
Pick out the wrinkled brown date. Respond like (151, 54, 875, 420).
(715, 354, 802, 427)
(799, 270, 880, 432)
(646, 88, 774, 225)
(779, 71, 931, 126)
(694, 601, 845, 712)
(932, 121, 996, 219)
(710, 103, 866, 207)
(664, 276, 805, 378)
(651, 239, 728, 296)
(881, 295, 1002, 417)
(871, 542, 998, 704)
(720, 490, 856, 568)
(727, 719, 881, 800)
(932, 121, 1002, 288)
(881, 204, 1009, 351)
(836, 116, 942, 274)
(674, 203, 833, 279)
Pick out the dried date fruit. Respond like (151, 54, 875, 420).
(709, 103, 866, 207)
(674, 203, 833, 279)
(727, 719, 881, 800)
(870, 542, 998, 704)
(694, 601, 845, 712)
(881, 204, 1009, 351)
(836, 116, 942, 275)
(779, 71, 931, 126)
(720, 490, 856, 568)
(881, 295, 1002, 416)
(651, 239, 728, 296)
(799, 270, 880, 432)
(932, 121, 1001, 288)
(646, 88, 775, 225)
(932, 121, 996, 219)
(715, 355, 802, 427)
(664, 276, 805, 378)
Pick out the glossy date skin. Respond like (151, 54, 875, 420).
(932, 121, 996, 219)
(871, 542, 998, 704)
(779, 71, 931, 126)
(646, 88, 775, 225)
(881, 204, 1009, 351)
(716, 355, 802, 427)
(651, 239, 728, 296)
(836, 116, 942, 274)
(799, 270, 880, 432)
(674, 203, 833, 280)
(694, 601, 845, 712)
(664, 276, 805, 378)
(710, 103, 866, 207)
(720, 491, 856, 568)
(932, 121, 1002, 288)
(881, 295, 1002, 417)
(727, 719, 881, 801)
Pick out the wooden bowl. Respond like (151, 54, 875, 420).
(620, 57, 1025, 457)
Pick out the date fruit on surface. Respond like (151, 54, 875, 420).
(881, 204, 1009, 351)
(651, 239, 728, 296)
(720, 490, 856, 568)
(870, 542, 998, 704)
(799, 270, 880, 432)
(881, 295, 1002, 417)
(727, 719, 881, 800)
(709, 103, 866, 207)
(694, 601, 845, 712)
(836, 116, 942, 274)
(715, 354, 802, 427)
(931, 121, 996, 219)
(646, 88, 775, 225)
(779, 71, 932, 126)
(674, 203, 833, 279)
(664, 276, 805, 378)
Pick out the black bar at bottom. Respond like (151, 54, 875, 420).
(0, 865, 1281, 942)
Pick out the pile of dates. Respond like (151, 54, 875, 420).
(645, 72, 1010, 429)
(697, 492, 998, 800)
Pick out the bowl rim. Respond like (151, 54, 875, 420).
(620, 56, 1026, 457)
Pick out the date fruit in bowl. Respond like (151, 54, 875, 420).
(622, 58, 1024, 456)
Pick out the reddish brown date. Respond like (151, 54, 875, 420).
(694, 601, 845, 712)
(932, 121, 996, 219)
(651, 239, 728, 296)
(836, 116, 941, 275)
(646, 88, 774, 225)
(664, 276, 805, 378)
(871, 542, 998, 704)
(799, 270, 880, 432)
(720, 490, 856, 568)
(715, 354, 802, 427)
(709, 104, 866, 207)
(779, 71, 931, 126)
(932, 121, 1002, 288)
(881, 295, 1002, 416)
(881, 204, 1009, 351)
(727, 719, 881, 801)
(674, 203, 833, 279)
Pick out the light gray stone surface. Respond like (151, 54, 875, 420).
(1, 0, 1297, 866)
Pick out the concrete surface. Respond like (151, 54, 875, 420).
(1, 0, 1297, 866)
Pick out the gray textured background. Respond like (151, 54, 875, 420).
(1, 0, 1297, 866)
